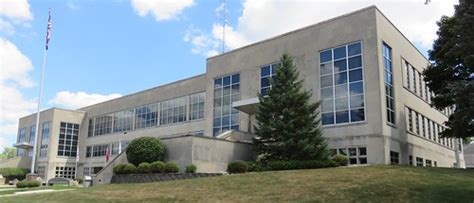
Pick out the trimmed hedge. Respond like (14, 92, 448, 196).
(0, 168, 29, 181)
(227, 161, 248, 174)
(164, 162, 179, 173)
(150, 161, 165, 173)
(126, 137, 166, 166)
(16, 180, 40, 188)
(137, 163, 151, 173)
(264, 160, 337, 171)
(122, 164, 137, 174)
(113, 164, 127, 174)
(332, 155, 348, 166)
(185, 164, 197, 173)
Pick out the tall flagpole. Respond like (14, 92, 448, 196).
(30, 8, 52, 174)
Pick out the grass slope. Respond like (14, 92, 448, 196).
(1, 165, 473, 202)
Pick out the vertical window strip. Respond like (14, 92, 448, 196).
(213, 74, 240, 136)
(57, 122, 79, 157)
(383, 43, 395, 124)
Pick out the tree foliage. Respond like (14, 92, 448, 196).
(423, 0, 474, 139)
(253, 54, 329, 162)
(0, 147, 16, 159)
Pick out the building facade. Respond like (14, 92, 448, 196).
(9, 6, 465, 181)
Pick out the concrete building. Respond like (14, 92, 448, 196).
(463, 144, 474, 169)
(4, 6, 465, 181)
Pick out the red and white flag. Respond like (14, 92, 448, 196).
(105, 145, 110, 162)
(45, 9, 52, 50)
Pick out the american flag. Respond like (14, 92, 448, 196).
(45, 9, 52, 50)
(105, 145, 110, 162)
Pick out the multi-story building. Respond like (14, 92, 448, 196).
(7, 6, 465, 181)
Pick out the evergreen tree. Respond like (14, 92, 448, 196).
(253, 54, 329, 162)
(423, 0, 473, 139)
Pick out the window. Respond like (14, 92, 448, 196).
(86, 146, 92, 158)
(213, 74, 240, 136)
(415, 112, 420, 135)
(409, 155, 413, 166)
(335, 146, 367, 165)
(427, 119, 432, 140)
(434, 161, 437, 167)
(55, 166, 75, 179)
(88, 118, 94, 137)
(416, 157, 424, 167)
(113, 109, 134, 133)
(403, 60, 410, 89)
(320, 41, 365, 125)
(92, 144, 108, 157)
(94, 114, 113, 136)
(383, 43, 396, 124)
(425, 159, 432, 167)
(419, 72, 424, 100)
(189, 92, 205, 120)
(421, 115, 426, 137)
(57, 122, 79, 157)
(29, 125, 36, 144)
(92, 167, 103, 175)
(111, 142, 120, 155)
(407, 108, 413, 132)
(16, 128, 26, 157)
(160, 96, 187, 125)
(135, 103, 159, 129)
(39, 121, 50, 158)
(260, 62, 280, 95)
(390, 151, 399, 165)
(412, 67, 417, 94)
(83, 167, 90, 176)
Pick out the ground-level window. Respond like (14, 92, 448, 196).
(55, 166, 76, 179)
(93, 167, 103, 175)
(409, 155, 413, 166)
(425, 159, 432, 167)
(416, 157, 424, 167)
(83, 167, 90, 176)
(434, 161, 437, 167)
(390, 151, 399, 165)
(333, 146, 367, 165)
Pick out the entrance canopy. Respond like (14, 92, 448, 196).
(232, 97, 260, 115)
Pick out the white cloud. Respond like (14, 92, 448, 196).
(0, 0, 33, 21)
(185, 0, 458, 56)
(49, 91, 122, 109)
(131, 0, 194, 21)
(0, 38, 37, 150)
(0, 19, 15, 36)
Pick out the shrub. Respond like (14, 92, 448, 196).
(75, 177, 83, 184)
(185, 164, 197, 173)
(113, 164, 127, 174)
(227, 161, 248, 174)
(122, 163, 137, 174)
(332, 154, 348, 166)
(126, 137, 166, 166)
(246, 161, 263, 172)
(16, 180, 40, 188)
(136, 162, 151, 173)
(150, 161, 165, 173)
(0, 168, 29, 181)
(164, 162, 179, 173)
(265, 160, 337, 171)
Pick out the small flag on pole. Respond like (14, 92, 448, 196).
(45, 9, 52, 50)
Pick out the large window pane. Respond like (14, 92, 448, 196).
(321, 87, 333, 99)
(350, 95, 364, 108)
(322, 113, 334, 125)
(349, 69, 363, 82)
(334, 59, 347, 72)
(348, 56, 362, 69)
(349, 82, 364, 95)
(335, 72, 347, 85)
(334, 47, 346, 59)
(320, 50, 332, 63)
(335, 97, 348, 110)
(336, 111, 349, 123)
(348, 43, 361, 56)
(321, 99, 334, 112)
(321, 75, 333, 88)
(350, 109, 365, 122)
(335, 85, 348, 98)
(320, 63, 333, 75)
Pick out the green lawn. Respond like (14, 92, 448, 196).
(1, 165, 473, 202)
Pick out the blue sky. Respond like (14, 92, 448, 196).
(0, 0, 458, 149)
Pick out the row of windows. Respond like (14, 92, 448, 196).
(402, 59, 455, 117)
(213, 74, 240, 136)
(330, 146, 367, 165)
(406, 107, 455, 149)
(83, 166, 103, 176)
(320, 42, 365, 125)
(57, 122, 80, 157)
(88, 92, 205, 137)
(410, 156, 437, 167)
(16, 128, 27, 157)
(85, 141, 130, 158)
(383, 43, 396, 124)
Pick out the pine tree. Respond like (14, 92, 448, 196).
(423, 0, 473, 139)
(253, 54, 329, 162)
